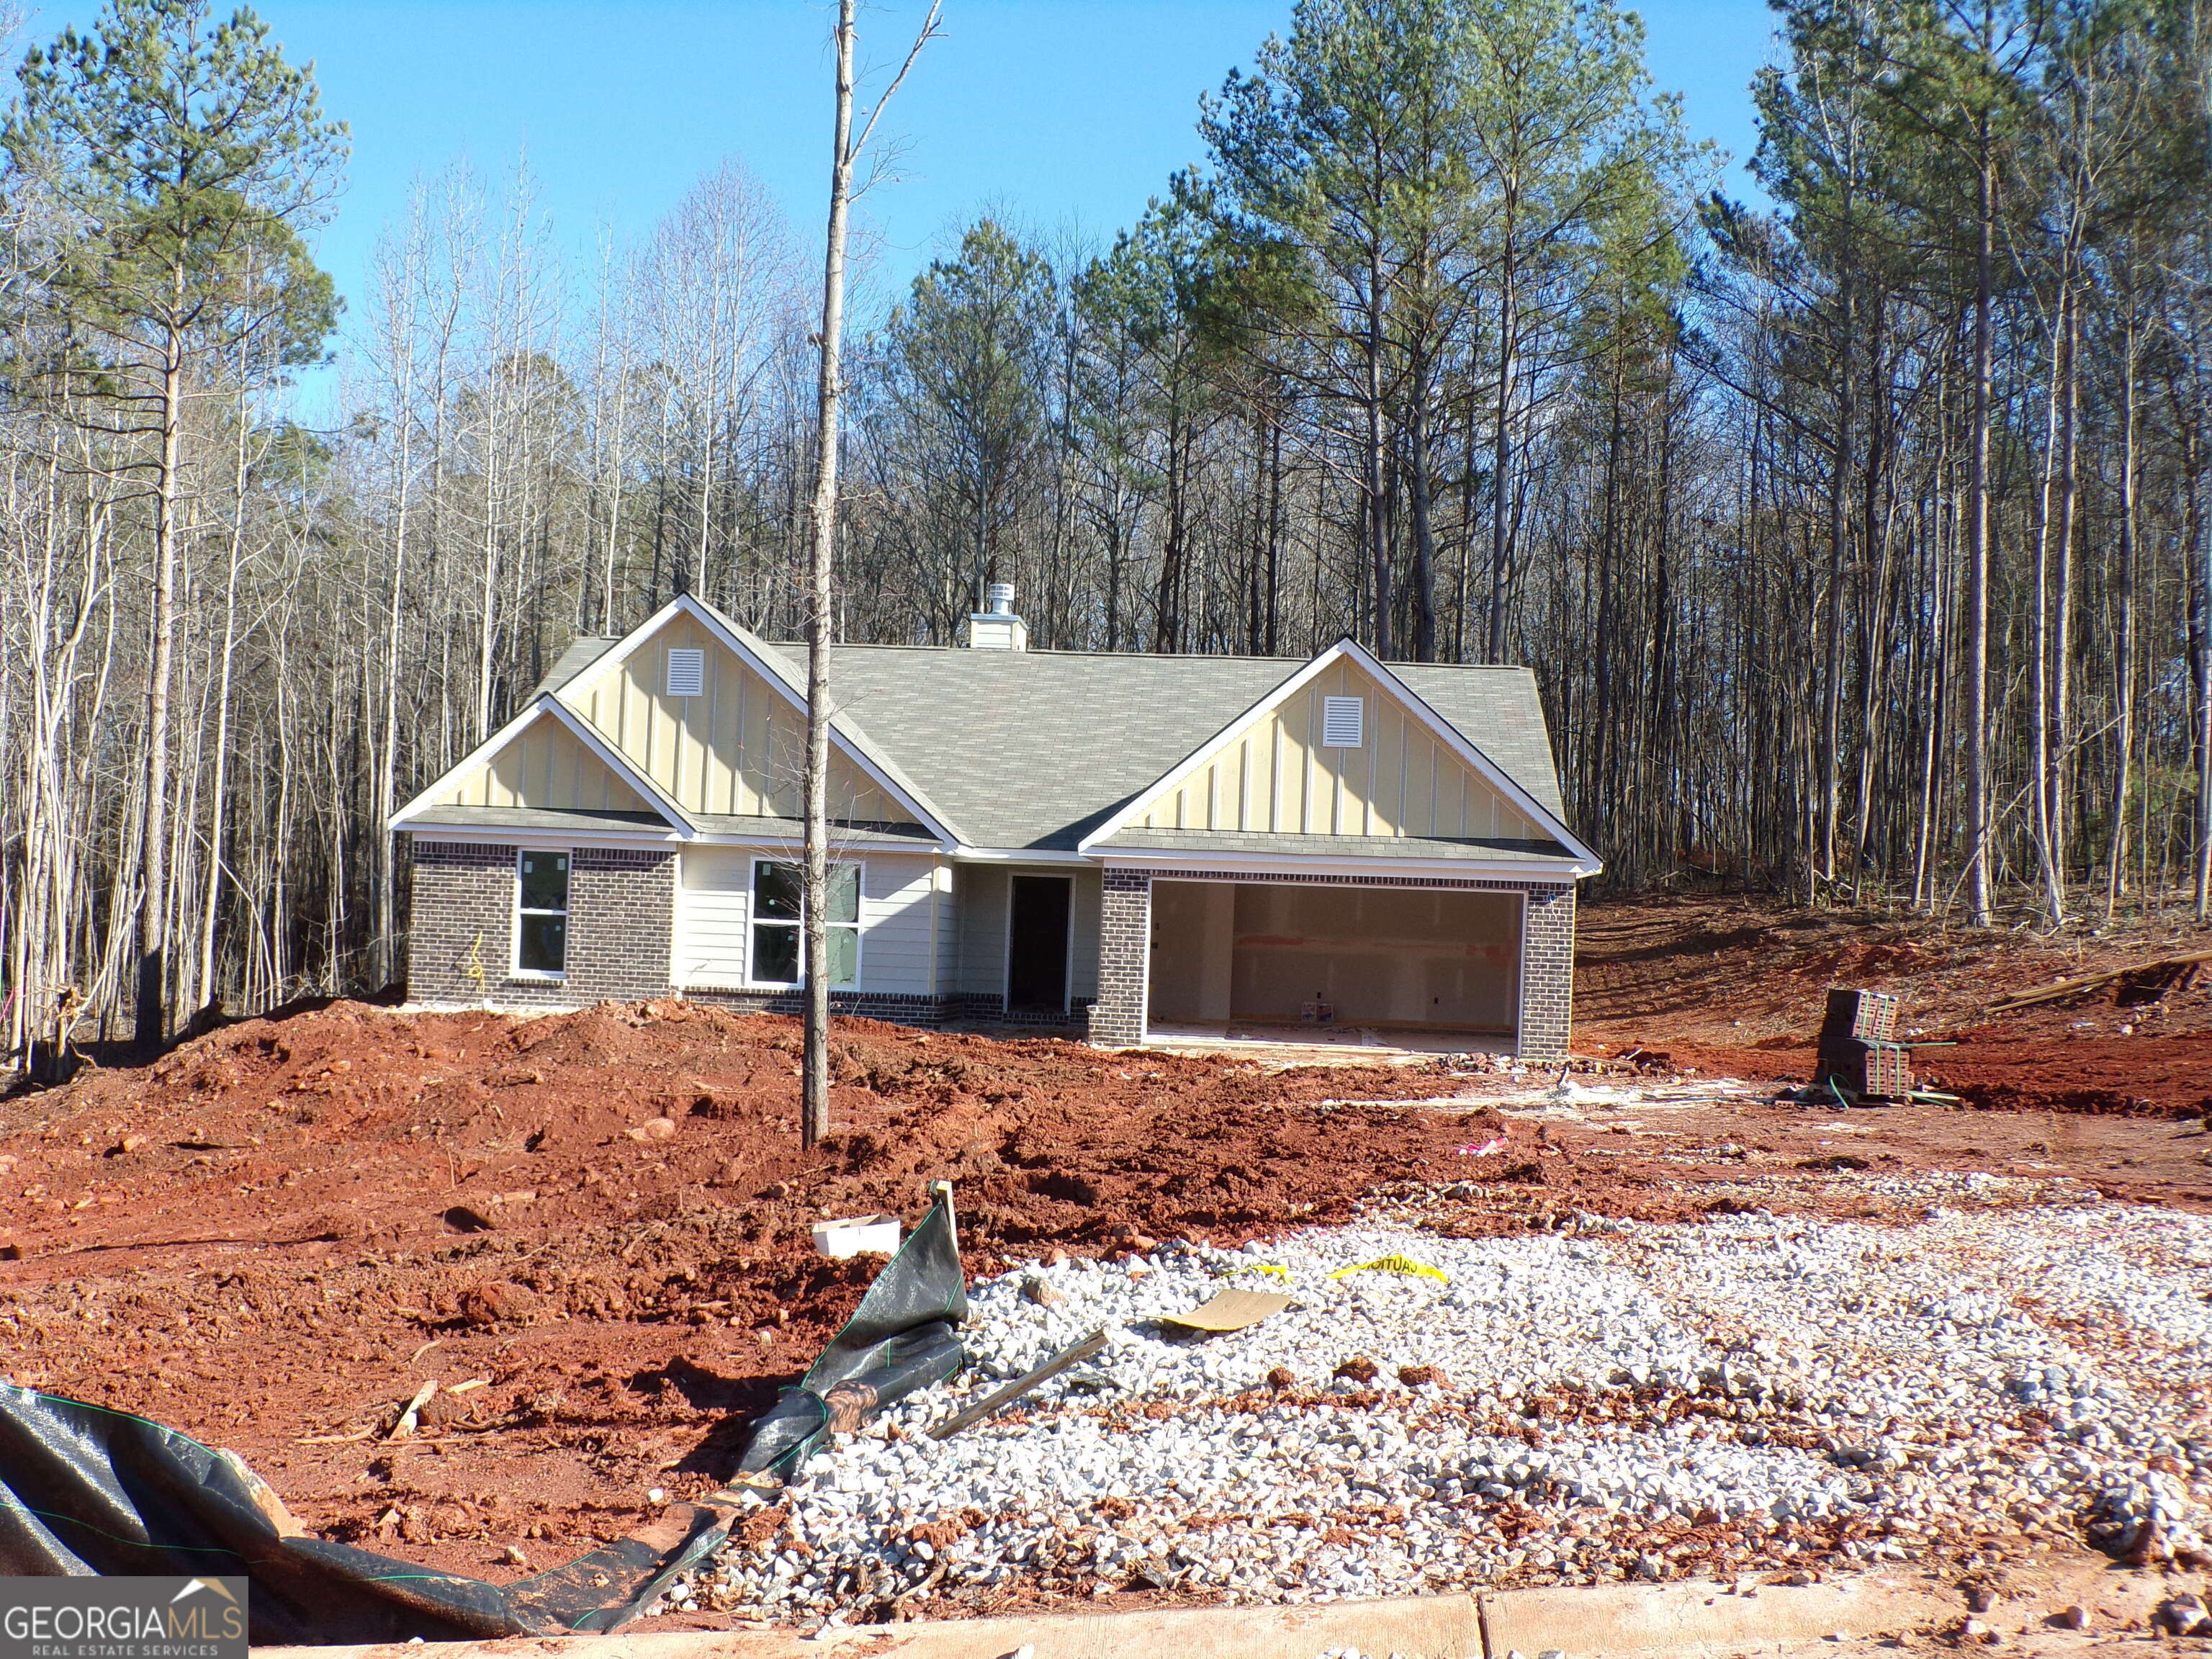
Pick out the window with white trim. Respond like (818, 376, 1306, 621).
(1321, 695, 1365, 747)
(665, 647, 705, 698)
(516, 850, 570, 976)
(750, 860, 860, 988)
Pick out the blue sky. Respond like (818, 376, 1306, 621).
(19, 0, 1783, 357)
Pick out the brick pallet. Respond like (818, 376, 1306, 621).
(1814, 988, 1914, 1100)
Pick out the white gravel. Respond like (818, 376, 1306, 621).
(667, 1179, 2212, 1623)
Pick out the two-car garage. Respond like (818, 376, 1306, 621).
(1146, 879, 1521, 1036)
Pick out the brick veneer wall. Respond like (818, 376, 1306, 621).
(1086, 869, 1154, 1046)
(1515, 882, 1575, 1061)
(404, 840, 675, 1007)
(1084, 865, 1579, 1058)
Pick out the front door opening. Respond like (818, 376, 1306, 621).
(1007, 875, 1072, 1012)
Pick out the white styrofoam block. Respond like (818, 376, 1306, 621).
(811, 1214, 902, 1258)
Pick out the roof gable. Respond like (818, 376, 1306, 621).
(1078, 639, 1599, 865)
(533, 595, 958, 841)
(392, 697, 693, 835)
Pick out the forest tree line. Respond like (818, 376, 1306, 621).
(3, 0, 2210, 1069)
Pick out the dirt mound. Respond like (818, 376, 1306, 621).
(1574, 891, 2212, 1050)
(0, 999, 1481, 1267)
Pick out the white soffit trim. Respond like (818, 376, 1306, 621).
(387, 696, 696, 837)
(948, 846, 1093, 866)
(565, 593, 965, 845)
(1098, 850, 1597, 880)
(1076, 638, 1601, 870)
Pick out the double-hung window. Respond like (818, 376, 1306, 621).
(750, 859, 860, 988)
(516, 850, 570, 976)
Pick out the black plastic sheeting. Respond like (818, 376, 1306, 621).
(0, 1192, 968, 1644)
(730, 1188, 968, 1487)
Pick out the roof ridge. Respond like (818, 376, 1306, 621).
(815, 641, 1532, 670)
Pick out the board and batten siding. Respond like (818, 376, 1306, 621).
(557, 612, 916, 824)
(1135, 658, 1543, 841)
(439, 711, 657, 813)
(673, 848, 938, 994)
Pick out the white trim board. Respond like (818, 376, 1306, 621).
(1074, 637, 1602, 871)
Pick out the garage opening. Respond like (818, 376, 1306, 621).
(1148, 880, 1519, 1035)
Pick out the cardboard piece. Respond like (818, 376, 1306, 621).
(1161, 1289, 1297, 1333)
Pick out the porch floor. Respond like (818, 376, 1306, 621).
(1140, 1020, 1513, 1066)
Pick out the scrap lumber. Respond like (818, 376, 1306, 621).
(1981, 948, 2212, 1016)
(928, 1328, 1108, 1441)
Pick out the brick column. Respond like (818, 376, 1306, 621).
(1086, 868, 1152, 1047)
(1517, 881, 1576, 1062)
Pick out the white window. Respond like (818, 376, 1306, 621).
(515, 850, 570, 976)
(750, 859, 860, 989)
(665, 647, 705, 698)
(1321, 695, 1365, 748)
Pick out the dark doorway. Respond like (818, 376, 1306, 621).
(1007, 876, 1072, 1012)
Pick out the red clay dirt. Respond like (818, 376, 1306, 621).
(0, 891, 2207, 1615)
(0, 1002, 1500, 1585)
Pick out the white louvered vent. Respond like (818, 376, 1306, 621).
(665, 647, 706, 698)
(1321, 695, 1365, 748)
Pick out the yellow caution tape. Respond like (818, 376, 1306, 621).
(1236, 1264, 1294, 1279)
(1328, 1255, 1449, 1283)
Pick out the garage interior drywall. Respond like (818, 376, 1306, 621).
(1148, 879, 1519, 1032)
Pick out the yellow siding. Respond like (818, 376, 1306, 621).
(441, 714, 656, 812)
(1137, 659, 1545, 841)
(556, 612, 917, 824)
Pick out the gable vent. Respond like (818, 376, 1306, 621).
(1321, 695, 1365, 748)
(665, 647, 706, 698)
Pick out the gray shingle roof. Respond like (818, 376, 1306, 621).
(405, 806, 672, 835)
(818, 644, 1568, 852)
(531, 636, 617, 700)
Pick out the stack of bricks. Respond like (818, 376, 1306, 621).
(1813, 988, 1912, 1101)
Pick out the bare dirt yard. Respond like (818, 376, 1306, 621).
(1, 890, 2208, 1639)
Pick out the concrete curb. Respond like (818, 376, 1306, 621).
(253, 1560, 2185, 1659)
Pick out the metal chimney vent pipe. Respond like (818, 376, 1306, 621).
(985, 582, 1016, 615)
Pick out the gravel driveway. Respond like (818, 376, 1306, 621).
(676, 1177, 2212, 1626)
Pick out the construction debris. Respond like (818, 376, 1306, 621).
(927, 1328, 1109, 1441)
(1982, 948, 2212, 1016)
(811, 1213, 903, 1259)
(1161, 1289, 1297, 1333)
(0, 1192, 973, 1644)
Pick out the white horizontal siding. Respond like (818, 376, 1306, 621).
(857, 856, 935, 996)
(935, 868, 961, 994)
(675, 848, 935, 994)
